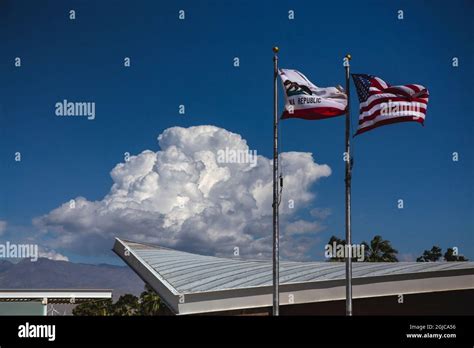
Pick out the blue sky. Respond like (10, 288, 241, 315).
(0, 0, 472, 264)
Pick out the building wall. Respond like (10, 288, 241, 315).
(280, 289, 474, 315)
(0, 302, 44, 315)
(203, 289, 474, 316)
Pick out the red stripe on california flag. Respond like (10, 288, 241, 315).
(281, 107, 346, 120)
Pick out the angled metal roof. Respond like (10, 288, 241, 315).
(113, 238, 474, 315)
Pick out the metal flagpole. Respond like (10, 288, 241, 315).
(272, 46, 280, 316)
(344, 53, 353, 316)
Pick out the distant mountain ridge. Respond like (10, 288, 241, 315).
(0, 258, 144, 299)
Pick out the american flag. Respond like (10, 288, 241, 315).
(352, 74, 429, 135)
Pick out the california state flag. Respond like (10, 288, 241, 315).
(279, 69, 347, 120)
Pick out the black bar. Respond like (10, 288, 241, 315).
(0, 315, 472, 346)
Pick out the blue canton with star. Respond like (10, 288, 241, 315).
(352, 74, 373, 103)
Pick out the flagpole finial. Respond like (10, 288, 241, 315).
(346, 54, 352, 60)
(273, 46, 279, 54)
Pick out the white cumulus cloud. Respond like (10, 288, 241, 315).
(39, 248, 70, 262)
(34, 125, 331, 260)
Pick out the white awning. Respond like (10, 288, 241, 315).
(0, 289, 112, 304)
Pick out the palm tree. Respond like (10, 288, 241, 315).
(444, 248, 468, 261)
(362, 235, 398, 262)
(113, 294, 139, 316)
(139, 284, 165, 315)
(416, 246, 442, 262)
(326, 235, 346, 262)
(73, 285, 172, 316)
(72, 299, 114, 316)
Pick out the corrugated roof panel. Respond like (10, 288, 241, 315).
(118, 239, 474, 294)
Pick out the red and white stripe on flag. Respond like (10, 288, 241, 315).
(352, 74, 429, 135)
(278, 69, 347, 120)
